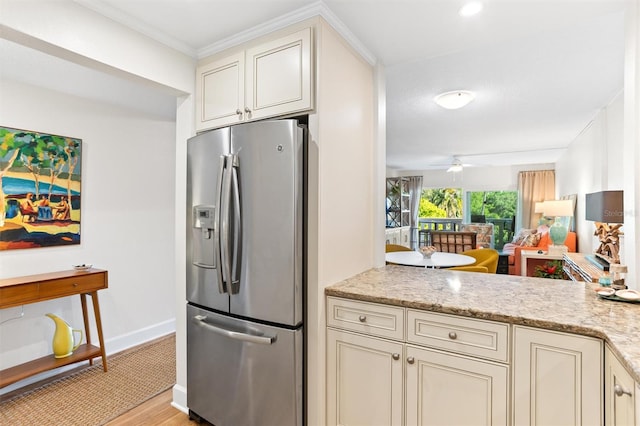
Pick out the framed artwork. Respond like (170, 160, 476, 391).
(0, 126, 82, 250)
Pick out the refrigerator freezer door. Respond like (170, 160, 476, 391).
(187, 304, 303, 426)
(229, 120, 304, 326)
(187, 127, 230, 311)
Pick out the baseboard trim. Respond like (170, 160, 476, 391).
(171, 384, 188, 413)
(104, 318, 176, 356)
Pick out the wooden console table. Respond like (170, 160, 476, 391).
(0, 269, 108, 388)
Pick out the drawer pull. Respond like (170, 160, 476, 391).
(392, 353, 400, 360)
(407, 356, 415, 364)
(358, 315, 367, 323)
(614, 384, 632, 397)
(448, 331, 457, 340)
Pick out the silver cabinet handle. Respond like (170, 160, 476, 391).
(358, 315, 367, 322)
(193, 315, 274, 345)
(448, 332, 458, 340)
(614, 384, 633, 397)
(407, 357, 415, 364)
(392, 353, 400, 360)
(235, 109, 242, 116)
(244, 107, 251, 114)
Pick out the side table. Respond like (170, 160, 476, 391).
(520, 250, 564, 277)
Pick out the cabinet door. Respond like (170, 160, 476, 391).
(245, 27, 312, 121)
(196, 52, 245, 131)
(513, 326, 602, 426)
(327, 329, 403, 426)
(605, 345, 636, 426)
(405, 345, 509, 426)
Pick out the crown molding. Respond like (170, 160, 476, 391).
(74, 0, 197, 57)
(73, 0, 376, 65)
(197, 1, 377, 66)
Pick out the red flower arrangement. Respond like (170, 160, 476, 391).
(533, 260, 565, 279)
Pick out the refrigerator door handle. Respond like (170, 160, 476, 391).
(193, 315, 275, 345)
(220, 155, 234, 292)
(230, 154, 242, 293)
(214, 155, 227, 294)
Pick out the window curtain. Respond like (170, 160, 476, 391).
(517, 170, 555, 230)
(408, 176, 423, 249)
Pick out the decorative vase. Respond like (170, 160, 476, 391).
(46, 313, 83, 358)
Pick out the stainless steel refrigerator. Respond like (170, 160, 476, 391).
(186, 119, 306, 426)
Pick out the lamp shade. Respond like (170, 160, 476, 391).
(534, 202, 545, 213)
(543, 200, 573, 217)
(585, 190, 623, 223)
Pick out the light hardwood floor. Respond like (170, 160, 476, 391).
(106, 389, 199, 425)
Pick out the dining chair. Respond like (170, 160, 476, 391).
(385, 244, 412, 253)
(447, 265, 489, 273)
(385, 244, 412, 265)
(452, 248, 499, 273)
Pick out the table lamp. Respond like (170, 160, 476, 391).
(585, 190, 623, 267)
(542, 200, 574, 255)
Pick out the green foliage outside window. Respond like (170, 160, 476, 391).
(421, 188, 462, 218)
(419, 198, 446, 218)
(469, 191, 517, 219)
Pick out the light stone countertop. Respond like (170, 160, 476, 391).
(325, 265, 640, 382)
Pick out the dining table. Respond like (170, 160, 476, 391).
(385, 251, 476, 268)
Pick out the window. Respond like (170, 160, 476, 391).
(467, 191, 517, 249)
(418, 188, 463, 231)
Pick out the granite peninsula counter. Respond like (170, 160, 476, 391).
(325, 265, 640, 382)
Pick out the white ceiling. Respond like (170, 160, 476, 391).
(2, 0, 627, 171)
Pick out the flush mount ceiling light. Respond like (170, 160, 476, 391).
(434, 90, 475, 110)
(459, 2, 483, 17)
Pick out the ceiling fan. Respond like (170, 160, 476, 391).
(446, 158, 465, 173)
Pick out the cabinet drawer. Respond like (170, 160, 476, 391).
(407, 310, 509, 362)
(39, 274, 107, 299)
(0, 283, 39, 307)
(327, 297, 404, 340)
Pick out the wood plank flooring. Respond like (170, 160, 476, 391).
(105, 389, 199, 425)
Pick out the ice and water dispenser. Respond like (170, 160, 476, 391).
(192, 205, 216, 269)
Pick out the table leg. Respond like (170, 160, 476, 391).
(90, 291, 108, 372)
(80, 294, 93, 366)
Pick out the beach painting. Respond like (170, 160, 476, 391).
(0, 126, 82, 250)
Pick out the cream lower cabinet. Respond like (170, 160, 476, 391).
(605, 345, 637, 425)
(326, 297, 509, 426)
(513, 325, 603, 425)
(327, 329, 404, 426)
(405, 345, 509, 425)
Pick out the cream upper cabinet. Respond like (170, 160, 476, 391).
(245, 27, 312, 121)
(196, 27, 313, 132)
(605, 345, 637, 426)
(513, 325, 603, 426)
(196, 52, 245, 130)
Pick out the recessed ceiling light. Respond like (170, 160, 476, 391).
(434, 90, 475, 109)
(459, 2, 483, 17)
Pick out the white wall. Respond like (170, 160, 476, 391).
(0, 0, 193, 395)
(306, 19, 375, 426)
(0, 79, 177, 392)
(556, 93, 624, 258)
